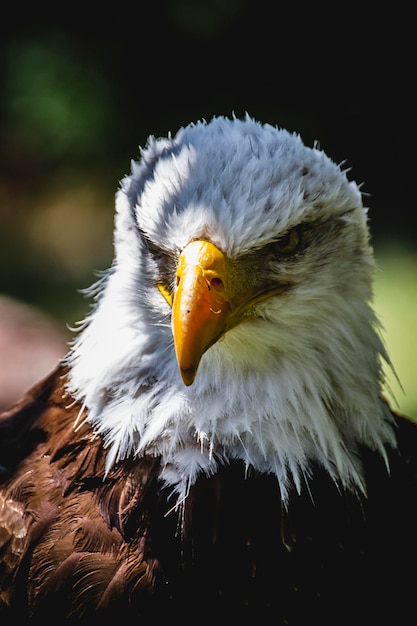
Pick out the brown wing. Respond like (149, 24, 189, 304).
(0, 365, 164, 620)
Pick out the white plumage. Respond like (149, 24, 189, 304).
(66, 114, 395, 503)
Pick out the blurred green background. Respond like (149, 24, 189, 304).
(0, 2, 415, 417)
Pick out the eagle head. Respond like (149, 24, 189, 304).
(67, 115, 396, 503)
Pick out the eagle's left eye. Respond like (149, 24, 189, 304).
(273, 227, 302, 255)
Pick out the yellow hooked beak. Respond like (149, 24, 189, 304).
(159, 239, 286, 386)
(172, 240, 232, 386)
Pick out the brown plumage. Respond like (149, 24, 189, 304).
(1, 364, 417, 625)
(0, 366, 159, 616)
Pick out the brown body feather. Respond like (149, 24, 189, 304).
(1, 366, 417, 625)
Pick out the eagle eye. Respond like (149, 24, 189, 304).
(273, 227, 302, 255)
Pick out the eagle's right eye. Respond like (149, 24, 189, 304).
(271, 226, 303, 256)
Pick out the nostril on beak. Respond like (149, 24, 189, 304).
(209, 277, 224, 291)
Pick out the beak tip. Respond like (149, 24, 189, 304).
(180, 367, 197, 386)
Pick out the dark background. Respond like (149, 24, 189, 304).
(0, 2, 415, 411)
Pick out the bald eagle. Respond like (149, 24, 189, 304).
(0, 115, 416, 625)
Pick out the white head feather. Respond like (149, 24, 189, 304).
(66, 114, 396, 504)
